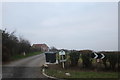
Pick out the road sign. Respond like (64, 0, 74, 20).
(97, 53, 102, 59)
(91, 52, 98, 59)
(97, 53, 105, 59)
(59, 50, 65, 55)
(94, 52, 98, 59)
(59, 60, 66, 62)
(91, 52, 105, 59)
(101, 53, 105, 59)
(59, 50, 66, 69)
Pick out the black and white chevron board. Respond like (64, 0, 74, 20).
(91, 52, 105, 59)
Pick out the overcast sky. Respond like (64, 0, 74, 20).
(2, 2, 118, 51)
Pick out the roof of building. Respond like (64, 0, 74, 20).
(32, 44, 49, 48)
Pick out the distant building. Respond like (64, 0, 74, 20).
(32, 44, 49, 52)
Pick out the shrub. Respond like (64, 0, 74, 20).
(79, 50, 93, 69)
(102, 53, 108, 69)
(107, 52, 118, 70)
(118, 53, 120, 71)
(69, 51, 80, 66)
(81, 52, 92, 68)
(2, 46, 11, 61)
(2, 29, 31, 62)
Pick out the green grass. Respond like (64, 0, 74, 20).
(11, 51, 43, 61)
(45, 69, 118, 78)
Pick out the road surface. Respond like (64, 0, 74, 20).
(2, 53, 47, 78)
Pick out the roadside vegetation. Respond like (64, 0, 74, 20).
(45, 68, 118, 78)
(11, 51, 43, 61)
(64, 50, 119, 71)
(2, 29, 42, 62)
(44, 50, 119, 79)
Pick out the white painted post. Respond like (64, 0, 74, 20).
(23, 52, 26, 56)
(62, 55, 65, 69)
(59, 50, 66, 69)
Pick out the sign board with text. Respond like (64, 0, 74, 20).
(58, 50, 66, 68)
(59, 50, 65, 55)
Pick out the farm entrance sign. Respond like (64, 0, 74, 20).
(59, 50, 65, 55)
(59, 50, 66, 68)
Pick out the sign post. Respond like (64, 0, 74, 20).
(62, 55, 65, 68)
(59, 50, 66, 69)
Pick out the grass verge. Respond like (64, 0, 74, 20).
(11, 51, 43, 61)
(45, 68, 118, 78)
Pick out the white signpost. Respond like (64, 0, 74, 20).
(59, 50, 66, 69)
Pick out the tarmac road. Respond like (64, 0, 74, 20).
(2, 53, 47, 78)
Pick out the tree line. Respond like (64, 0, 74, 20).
(2, 29, 37, 62)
